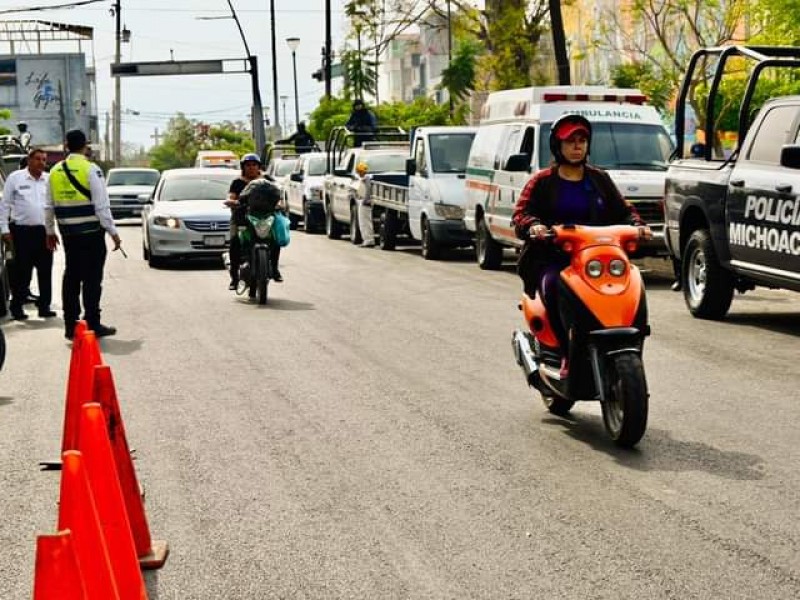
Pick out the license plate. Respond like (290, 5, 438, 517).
(203, 235, 226, 247)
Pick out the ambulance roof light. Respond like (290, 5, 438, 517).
(542, 93, 647, 105)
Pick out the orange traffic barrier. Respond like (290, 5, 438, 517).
(93, 365, 169, 570)
(78, 403, 148, 599)
(32, 530, 86, 599)
(58, 451, 121, 599)
(62, 325, 102, 453)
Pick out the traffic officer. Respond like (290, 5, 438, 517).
(0, 147, 56, 320)
(45, 129, 121, 340)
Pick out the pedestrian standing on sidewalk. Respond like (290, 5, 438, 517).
(45, 129, 121, 340)
(0, 147, 56, 320)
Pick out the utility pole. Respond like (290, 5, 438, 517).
(324, 0, 332, 97)
(150, 127, 162, 146)
(104, 111, 110, 160)
(113, 0, 122, 164)
(269, 0, 280, 136)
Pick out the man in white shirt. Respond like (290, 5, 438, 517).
(0, 147, 56, 320)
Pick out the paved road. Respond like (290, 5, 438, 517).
(2, 224, 799, 599)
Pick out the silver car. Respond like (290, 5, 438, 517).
(107, 167, 160, 219)
(141, 168, 239, 267)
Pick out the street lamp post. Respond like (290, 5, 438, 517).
(286, 38, 300, 130)
(446, 0, 453, 118)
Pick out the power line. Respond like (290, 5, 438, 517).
(0, 0, 105, 16)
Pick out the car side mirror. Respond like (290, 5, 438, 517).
(504, 153, 530, 172)
(290, 173, 304, 182)
(406, 158, 416, 176)
(780, 145, 800, 170)
(138, 193, 153, 204)
(334, 168, 349, 177)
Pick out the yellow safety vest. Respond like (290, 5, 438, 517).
(49, 154, 101, 235)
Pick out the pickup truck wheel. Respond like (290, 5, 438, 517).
(302, 200, 316, 233)
(683, 229, 734, 319)
(288, 213, 300, 230)
(350, 203, 363, 245)
(421, 217, 441, 260)
(380, 211, 398, 250)
(476, 216, 503, 270)
(325, 202, 340, 240)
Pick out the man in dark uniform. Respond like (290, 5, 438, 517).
(45, 129, 122, 340)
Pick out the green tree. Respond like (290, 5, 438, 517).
(610, 62, 672, 114)
(0, 108, 11, 135)
(750, 0, 800, 45)
(596, 0, 749, 131)
(148, 113, 198, 171)
(440, 39, 481, 102)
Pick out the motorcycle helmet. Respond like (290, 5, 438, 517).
(240, 178, 281, 213)
(549, 114, 592, 165)
(240, 152, 262, 169)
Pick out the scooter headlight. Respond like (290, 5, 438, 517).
(609, 259, 626, 277)
(586, 259, 603, 278)
(253, 218, 272, 239)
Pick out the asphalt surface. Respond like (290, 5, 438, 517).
(1, 222, 799, 599)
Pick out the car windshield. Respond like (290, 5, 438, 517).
(160, 175, 235, 201)
(539, 122, 674, 171)
(428, 133, 475, 173)
(362, 153, 406, 172)
(107, 170, 160, 186)
(307, 157, 327, 176)
(275, 160, 297, 177)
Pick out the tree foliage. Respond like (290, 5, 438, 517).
(0, 108, 12, 136)
(610, 62, 672, 114)
(596, 0, 749, 130)
(148, 113, 254, 172)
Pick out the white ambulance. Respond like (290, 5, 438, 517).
(464, 86, 674, 269)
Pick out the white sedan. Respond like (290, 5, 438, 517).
(141, 168, 239, 267)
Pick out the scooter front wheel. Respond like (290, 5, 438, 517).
(602, 352, 648, 448)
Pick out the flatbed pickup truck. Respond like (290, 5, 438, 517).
(666, 45, 800, 319)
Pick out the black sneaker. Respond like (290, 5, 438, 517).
(65, 328, 74, 340)
(38, 308, 57, 318)
(11, 310, 28, 321)
(273, 270, 283, 283)
(228, 280, 238, 291)
(92, 324, 117, 338)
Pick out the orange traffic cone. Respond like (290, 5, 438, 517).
(32, 530, 86, 599)
(78, 403, 148, 600)
(93, 365, 169, 570)
(62, 327, 103, 453)
(58, 451, 121, 600)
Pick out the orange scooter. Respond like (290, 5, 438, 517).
(512, 224, 651, 447)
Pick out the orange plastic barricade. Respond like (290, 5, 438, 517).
(58, 451, 121, 600)
(93, 365, 169, 570)
(78, 403, 148, 600)
(32, 530, 86, 599)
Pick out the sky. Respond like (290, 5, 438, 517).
(0, 0, 351, 148)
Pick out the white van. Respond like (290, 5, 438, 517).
(465, 86, 674, 269)
(406, 125, 477, 258)
(194, 150, 238, 169)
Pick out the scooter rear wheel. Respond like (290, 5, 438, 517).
(602, 352, 648, 448)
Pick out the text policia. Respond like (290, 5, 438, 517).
(730, 194, 800, 256)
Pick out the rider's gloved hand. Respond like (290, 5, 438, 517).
(529, 224, 548, 240)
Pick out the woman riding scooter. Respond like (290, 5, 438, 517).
(512, 114, 650, 376)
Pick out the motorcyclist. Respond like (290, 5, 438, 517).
(236, 179, 284, 292)
(224, 153, 273, 289)
(345, 98, 378, 147)
(511, 114, 650, 376)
